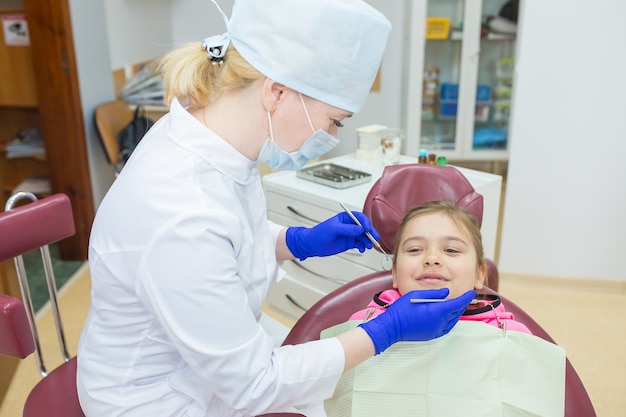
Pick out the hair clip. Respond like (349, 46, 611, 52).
(201, 33, 231, 66)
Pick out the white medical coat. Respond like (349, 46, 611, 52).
(77, 98, 344, 416)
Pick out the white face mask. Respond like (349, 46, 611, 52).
(258, 93, 339, 171)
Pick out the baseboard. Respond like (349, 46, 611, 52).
(501, 272, 625, 294)
(261, 303, 296, 328)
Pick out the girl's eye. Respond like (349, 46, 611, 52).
(333, 120, 344, 128)
(445, 248, 460, 254)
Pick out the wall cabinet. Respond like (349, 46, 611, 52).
(262, 154, 502, 323)
(0, 144, 48, 205)
(1, 1, 96, 260)
(0, 9, 45, 208)
(405, 0, 518, 161)
(0, 10, 38, 107)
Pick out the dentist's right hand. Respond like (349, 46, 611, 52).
(359, 288, 476, 355)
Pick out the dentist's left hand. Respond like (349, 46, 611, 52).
(286, 212, 380, 261)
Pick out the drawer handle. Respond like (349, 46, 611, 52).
(290, 260, 349, 286)
(285, 294, 308, 312)
(286, 205, 319, 223)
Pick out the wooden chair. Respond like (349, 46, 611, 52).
(94, 100, 134, 176)
(0, 192, 85, 417)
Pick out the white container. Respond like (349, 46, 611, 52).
(381, 128, 404, 165)
(356, 124, 386, 161)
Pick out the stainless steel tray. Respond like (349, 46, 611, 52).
(296, 163, 372, 189)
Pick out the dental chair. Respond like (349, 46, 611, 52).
(260, 163, 595, 417)
(272, 273, 595, 417)
(0, 192, 85, 416)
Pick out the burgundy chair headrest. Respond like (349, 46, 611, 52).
(363, 164, 483, 253)
(0, 194, 75, 263)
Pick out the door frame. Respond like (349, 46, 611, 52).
(24, 0, 94, 260)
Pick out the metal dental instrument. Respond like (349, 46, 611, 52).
(411, 298, 481, 304)
(339, 202, 392, 271)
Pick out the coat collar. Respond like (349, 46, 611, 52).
(167, 97, 259, 185)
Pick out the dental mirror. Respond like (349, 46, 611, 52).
(339, 202, 392, 271)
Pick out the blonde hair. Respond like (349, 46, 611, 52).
(155, 43, 264, 107)
(392, 200, 486, 280)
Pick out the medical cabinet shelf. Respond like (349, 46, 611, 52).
(404, 0, 519, 161)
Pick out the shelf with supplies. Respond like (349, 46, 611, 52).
(262, 153, 502, 322)
(0, 141, 49, 205)
(405, 0, 519, 162)
(0, 9, 48, 208)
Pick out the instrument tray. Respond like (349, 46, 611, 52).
(296, 163, 372, 189)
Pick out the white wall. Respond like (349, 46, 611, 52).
(69, 0, 117, 207)
(498, 0, 626, 281)
(102, 0, 174, 70)
(70, 0, 174, 207)
(170, 0, 231, 44)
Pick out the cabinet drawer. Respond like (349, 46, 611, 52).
(265, 274, 327, 323)
(292, 255, 375, 284)
(267, 190, 338, 226)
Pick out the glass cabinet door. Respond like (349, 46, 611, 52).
(420, 0, 465, 154)
(475, 0, 517, 155)
(405, 0, 518, 161)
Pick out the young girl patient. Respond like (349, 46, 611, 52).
(350, 200, 531, 334)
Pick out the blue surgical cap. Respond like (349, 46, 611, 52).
(211, 0, 391, 113)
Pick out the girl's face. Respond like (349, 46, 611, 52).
(392, 212, 486, 299)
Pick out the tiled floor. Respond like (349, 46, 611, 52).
(2, 264, 624, 416)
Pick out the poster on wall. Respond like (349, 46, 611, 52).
(2, 13, 30, 46)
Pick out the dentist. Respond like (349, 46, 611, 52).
(77, 0, 475, 416)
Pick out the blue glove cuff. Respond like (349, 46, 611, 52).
(286, 226, 308, 261)
(358, 320, 389, 355)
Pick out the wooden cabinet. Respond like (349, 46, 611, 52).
(0, 10, 38, 107)
(0, 145, 48, 206)
(0, 1, 96, 260)
(0, 10, 45, 208)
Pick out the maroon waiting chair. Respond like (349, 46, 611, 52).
(0, 192, 85, 417)
(363, 163, 499, 291)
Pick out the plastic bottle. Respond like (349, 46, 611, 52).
(418, 148, 428, 164)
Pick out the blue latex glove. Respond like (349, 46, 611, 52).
(359, 288, 476, 355)
(286, 211, 380, 261)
